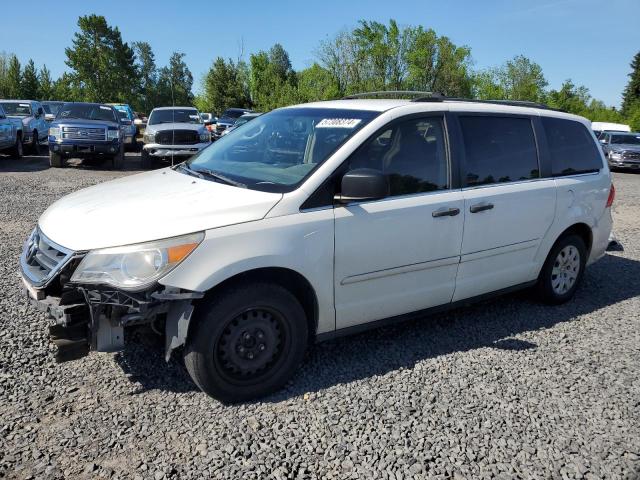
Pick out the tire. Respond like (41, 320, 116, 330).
(140, 148, 153, 169)
(185, 283, 308, 403)
(8, 134, 23, 158)
(112, 145, 124, 170)
(536, 234, 587, 305)
(30, 130, 40, 154)
(49, 151, 63, 168)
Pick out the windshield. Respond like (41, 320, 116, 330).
(43, 103, 63, 115)
(611, 134, 640, 145)
(185, 107, 379, 192)
(235, 115, 257, 127)
(149, 109, 201, 125)
(117, 110, 129, 119)
(1, 102, 31, 116)
(57, 103, 117, 122)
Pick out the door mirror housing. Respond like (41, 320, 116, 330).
(335, 168, 389, 205)
(599, 138, 607, 144)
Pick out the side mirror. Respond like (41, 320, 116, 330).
(37, 107, 44, 116)
(335, 168, 389, 204)
(599, 139, 607, 144)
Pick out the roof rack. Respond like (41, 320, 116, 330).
(342, 91, 437, 100)
(342, 91, 563, 111)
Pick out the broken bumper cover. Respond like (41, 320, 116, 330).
(21, 274, 203, 363)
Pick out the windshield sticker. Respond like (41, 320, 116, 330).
(316, 118, 362, 129)
(99, 106, 111, 110)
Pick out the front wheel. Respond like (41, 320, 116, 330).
(9, 135, 23, 158)
(536, 234, 587, 304)
(112, 145, 124, 170)
(30, 130, 40, 154)
(185, 283, 308, 403)
(140, 148, 153, 169)
(49, 151, 64, 168)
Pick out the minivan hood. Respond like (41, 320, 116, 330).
(38, 168, 282, 251)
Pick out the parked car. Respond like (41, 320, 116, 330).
(141, 106, 211, 168)
(108, 103, 138, 150)
(0, 99, 48, 153)
(213, 107, 253, 139)
(599, 131, 640, 170)
(42, 101, 65, 122)
(592, 121, 630, 138)
(0, 103, 23, 157)
(48, 102, 125, 169)
(220, 112, 262, 137)
(20, 95, 614, 402)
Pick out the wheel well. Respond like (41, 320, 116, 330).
(558, 223, 593, 254)
(197, 267, 319, 341)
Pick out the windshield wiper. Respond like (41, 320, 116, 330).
(191, 167, 246, 188)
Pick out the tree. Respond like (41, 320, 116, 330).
(52, 73, 79, 101)
(21, 59, 39, 99)
(133, 41, 158, 112)
(38, 66, 54, 100)
(0, 52, 10, 98)
(157, 52, 194, 106)
(65, 14, 137, 102)
(5, 55, 22, 99)
(474, 55, 547, 102)
(202, 57, 251, 115)
(297, 63, 340, 102)
(622, 51, 640, 115)
(250, 44, 298, 111)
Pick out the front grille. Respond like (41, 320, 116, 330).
(21, 228, 75, 287)
(156, 130, 199, 145)
(62, 126, 106, 141)
(622, 151, 640, 160)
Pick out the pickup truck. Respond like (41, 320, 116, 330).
(213, 107, 253, 140)
(108, 103, 138, 150)
(0, 99, 48, 153)
(48, 102, 125, 169)
(0, 104, 23, 158)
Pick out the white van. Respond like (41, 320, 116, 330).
(21, 94, 614, 402)
(592, 121, 631, 138)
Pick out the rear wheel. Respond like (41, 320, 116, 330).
(9, 134, 23, 158)
(185, 283, 308, 403)
(536, 234, 587, 304)
(49, 151, 64, 168)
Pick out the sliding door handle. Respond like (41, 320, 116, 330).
(432, 207, 461, 218)
(469, 202, 494, 213)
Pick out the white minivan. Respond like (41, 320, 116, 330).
(21, 94, 614, 402)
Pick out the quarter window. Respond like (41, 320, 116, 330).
(542, 117, 602, 176)
(347, 117, 449, 196)
(459, 116, 539, 186)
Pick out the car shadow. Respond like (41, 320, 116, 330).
(0, 152, 145, 172)
(112, 252, 640, 401)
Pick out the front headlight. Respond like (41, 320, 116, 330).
(70, 232, 204, 290)
(199, 131, 210, 142)
(610, 151, 623, 159)
(107, 129, 119, 140)
(49, 127, 61, 139)
(143, 132, 156, 143)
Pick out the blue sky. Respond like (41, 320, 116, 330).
(1, 0, 637, 106)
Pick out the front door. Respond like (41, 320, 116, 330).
(334, 115, 464, 329)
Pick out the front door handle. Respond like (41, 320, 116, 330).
(469, 202, 494, 213)
(432, 207, 461, 218)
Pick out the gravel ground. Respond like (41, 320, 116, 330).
(1, 153, 639, 479)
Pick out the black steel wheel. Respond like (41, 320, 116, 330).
(185, 283, 308, 403)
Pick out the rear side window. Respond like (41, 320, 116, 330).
(459, 116, 539, 187)
(542, 117, 602, 176)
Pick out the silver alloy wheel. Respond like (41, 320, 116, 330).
(551, 245, 580, 295)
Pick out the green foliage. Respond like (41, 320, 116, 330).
(202, 57, 251, 115)
(622, 51, 640, 115)
(474, 55, 547, 102)
(52, 73, 79, 101)
(249, 44, 298, 111)
(547, 79, 624, 123)
(21, 59, 39, 99)
(624, 100, 640, 131)
(132, 41, 158, 113)
(38, 66, 54, 100)
(5, 55, 22, 99)
(157, 52, 194, 106)
(297, 63, 340, 102)
(64, 14, 137, 103)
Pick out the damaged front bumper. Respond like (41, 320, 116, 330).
(21, 274, 202, 363)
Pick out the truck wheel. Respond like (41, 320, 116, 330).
(49, 151, 64, 168)
(30, 130, 40, 154)
(9, 134, 23, 158)
(184, 283, 308, 403)
(140, 149, 153, 169)
(536, 234, 587, 305)
(112, 145, 124, 170)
